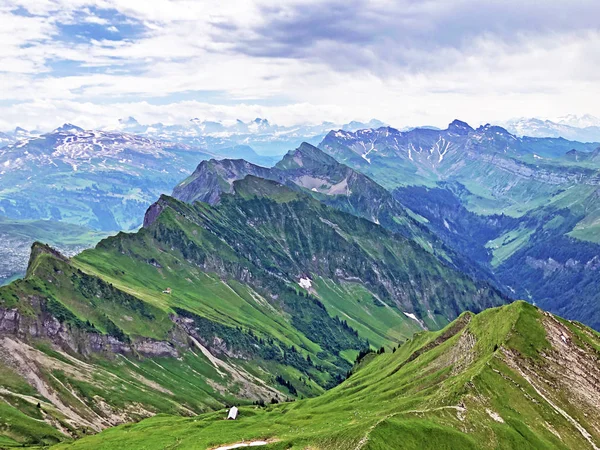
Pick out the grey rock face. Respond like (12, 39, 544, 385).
(0, 303, 181, 359)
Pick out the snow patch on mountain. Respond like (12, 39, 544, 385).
(403, 311, 427, 329)
(299, 277, 312, 289)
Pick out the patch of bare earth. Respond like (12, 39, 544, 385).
(210, 438, 279, 450)
(189, 336, 282, 400)
(0, 337, 160, 433)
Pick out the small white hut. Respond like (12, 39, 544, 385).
(227, 406, 238, 420)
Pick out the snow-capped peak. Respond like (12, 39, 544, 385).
(119, 116, 140, 126)
(556, 114, 600, 129)
(53, 123, 84, 134)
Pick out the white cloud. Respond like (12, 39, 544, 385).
(1, 0, 599, 132)
(84, 14, 108, 24)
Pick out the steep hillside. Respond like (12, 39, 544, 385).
(54, 301, 600, 450)
(0, 175, 506, 445)
(153, 178, 506, 329)
(391, 183, 600, 330)
(173, 143, 498, 285)
(319, 122, 600, 331)
(0, 237, 362, 446)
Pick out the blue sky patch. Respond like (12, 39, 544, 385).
(56, 7, 146, 44)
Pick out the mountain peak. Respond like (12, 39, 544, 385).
(25, 242, 69, 278)
(447, 119, 474, 135)
(476, 123, 512, 135)
(52, 123, 84, 134)
(119, 116, 140, 126)
(275, 142, 339, 170)
(172, 158, 273, 205)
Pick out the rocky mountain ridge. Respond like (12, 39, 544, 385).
(51, 300, 600, 450)
(318, 123, 600, 330)
(171, 142, 498, 284)
(0, 158, 510, 444)
(320, 120, 599, 179)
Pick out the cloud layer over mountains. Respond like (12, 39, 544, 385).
(2, 0, 600, 130)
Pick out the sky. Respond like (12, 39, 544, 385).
(2, 0, 600, 131)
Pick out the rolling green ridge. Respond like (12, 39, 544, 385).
(51, 301, 600, 450)
(172, 143, 499, 286)
(0, 173, 506, 446)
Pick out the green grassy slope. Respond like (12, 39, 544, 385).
(72, 178, 502, 358)
(172, 144, 496, 287)
(150, 178, 505, 322)
(0, 175, 508, 445)
(319, 127, 600, 330)
(53, 301, 600, 450)
(393, 183, 600, 330)
(0, 244, 288, 446)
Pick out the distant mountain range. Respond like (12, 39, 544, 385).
(0, 124, 213, 232)
(112, 116, 387, 155)
(503, 114, 600, 142)
(2, 139, 600, 448)
(6, 114, 600, 154)
(320, 119, 599, 186)
(0, 118, 386, 155)
(319, 120, 600, 329)
(0, 126, 41, 148)
(0, 117, 387, 163)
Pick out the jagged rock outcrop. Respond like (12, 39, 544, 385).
(167, 143, 493, 284)
(172, 158, 275, 205)
(0, 303, 180, 358)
